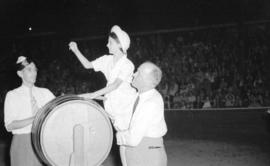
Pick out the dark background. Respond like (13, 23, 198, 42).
(0, 0, 270, 142)
(0, 1, 270, 165)
(0, 0, 270, 38)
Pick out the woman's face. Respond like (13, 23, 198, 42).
(19, 62, 37, 85)
(106, 37, 121, 55)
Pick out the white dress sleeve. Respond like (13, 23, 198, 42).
(91, 55, 111, 73)
(117, 60, 134, 81)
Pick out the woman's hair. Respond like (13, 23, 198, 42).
(109, 32, 125, 53)
(16, 56, 34, 71)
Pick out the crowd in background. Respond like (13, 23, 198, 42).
(1, 22, 270, 109)
(128, 24, 270, 109)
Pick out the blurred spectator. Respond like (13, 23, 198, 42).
(202, 96, 212, 109)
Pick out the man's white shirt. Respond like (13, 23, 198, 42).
(117, 89, 167, 146)
(4, 85, 55, 134)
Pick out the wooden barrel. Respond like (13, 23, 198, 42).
(32, 95, 113, 166)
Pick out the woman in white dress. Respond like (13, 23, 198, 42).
(69, 25, 137, 166)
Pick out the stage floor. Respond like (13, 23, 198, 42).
(1, 139, 269, 166)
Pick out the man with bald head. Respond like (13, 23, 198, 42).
(117, 62, 168, 166)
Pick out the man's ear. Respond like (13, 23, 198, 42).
(17, 71, 22, 78)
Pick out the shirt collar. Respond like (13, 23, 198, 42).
(117, 55, 127, 65)
(20, 84, 36, 92)
(112, 54, 127, 68)
(138, 89, 156, 101)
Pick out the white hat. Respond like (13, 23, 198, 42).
(16, 56, 30, 69)
(111, 25, 130, 53)
(16, 56, 27, 64)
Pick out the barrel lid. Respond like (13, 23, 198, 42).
(32, 95, 113, 166)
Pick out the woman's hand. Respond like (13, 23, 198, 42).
(79, 93, 95, 99)
(79, 93, 107, 101)
(69, 41, 78, 53)
(95, 96, 107, 101)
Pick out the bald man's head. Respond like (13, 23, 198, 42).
(132, 62, 162, 92)
(143, 62, 162, 87)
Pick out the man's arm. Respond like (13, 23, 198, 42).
(6, 117, 35, 132)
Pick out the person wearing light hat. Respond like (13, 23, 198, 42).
(4, 56, 55, 166)
(69, 25, 137, 166)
